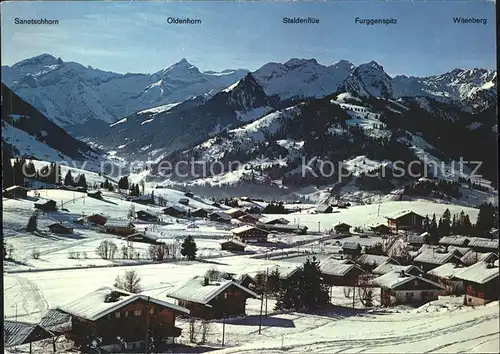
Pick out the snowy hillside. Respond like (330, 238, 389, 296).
(340, 61, 393, 99)
(1, 54, 248, 128)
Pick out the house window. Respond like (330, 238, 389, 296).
(134, 310, 142, 316)
(124, 311, 129, 318)
(149, 307, 154, 315)
(115, 312, 121, 318)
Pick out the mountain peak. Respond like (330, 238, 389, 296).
(15, 53, 59, 67)
(284, 58, 318, 69)
(363, 60, 384, 71)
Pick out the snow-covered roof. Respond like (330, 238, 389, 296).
(136, 209, 156, 216)
(4, 185, 28, 191)
(446, 246, 472, 256)
(164, 205, 186, 213)
(468, 237, 499, 250)
(427, 263, 461, 279)
(439, 236, 470, 246)
(4, 320, 53, 347)
(372, 271, 444, 290)
(373, 263, 422, 275)
(231, 225, 268, 235)
(209, 211, 232, 220)
(385, 210, 424, 220)
(334, 222, 351, 228)
(342, 241, 360, 250)
(238, 214, 260, 221)
(48, 221, 74, 229)
(320, 258, 361, 277)
(220, 239, 248, 248)
(57, 286, 189, 321)
(407, 234, 426, 244)
(356, 254, 394, 267)
(264, 217, 290, 225)
(166, 276, 258, 304)
(226, 208, 244, 215)
(414, 250, 460, 265)
(460, 250, 498, 264)
(453, 261, 499, 284)
(104, 219, 134, 228)
(316, 205, 332, 212)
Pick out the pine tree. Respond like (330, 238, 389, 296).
(76, 174, 87, 188)
(64, 170, 74, 186)
(180, 236, 197, 260)
(429, 214, 438, 244)
(440, 209, 451, 236)
(26, 212, 38, 232)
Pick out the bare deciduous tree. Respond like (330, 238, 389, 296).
(96, 240, 118, 260)
(114, 270, 142, 293)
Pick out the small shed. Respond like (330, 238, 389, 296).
(34, 199, 57, 212)
(316, 205, 333, 214)
(334, 222, 351, 235)
(225, 208, 246, 219)
(319, 257, 364, 286)
(47, 222, 74, 234)
(178, 198, 190, 206)
(220, 239, 247, 252)
(208, 211, 232, 223)
(104, 220, 135, 235)
(163, 205, 186, 218)
(369, 223, 391, 235)
(4, 320, 54, 353)
(86, 214, 108, 226)
(4, 185, 28, 198)
(123, 232, 162, 245)
(191, 208, 208, 218)
(341, 241, 361, 256)
(135, 210, 158, 222)
(238, 214, 260, 224)
(264, 218, 290, 225)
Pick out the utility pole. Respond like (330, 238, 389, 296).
(258, 292, 264, 334)
(265, 267, 269, 316)
(318, 221, 321, 233)
(352, 285, 356, 308)
(145, 296, 150, 353)
(222, 314, 226, 346)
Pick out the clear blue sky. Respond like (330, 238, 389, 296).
(1, 1, 496, 76)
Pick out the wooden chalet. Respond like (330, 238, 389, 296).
(208, 211, 232, 223)
(385, 210, 425, 231)
(334, 222, 351, 235)
(439, 235, 470, 248)
(427, 263, 465, 295)
(373, 270, 445, 306)
(369, 223, 391, 235)
(264, 218, 290, 225)
(54, 287, 189, 352)
(4, 320, 55, 353)
(3, 185, 28, 198)
(454, 261, 499, 306)
(238, 214, 260, 224)
(341, 241, 361, 256)
(316, 205, 333, 214)
(258, 223, 308, 234)
(47, 222, 74, 235)
(123, 232, 162, 245)
(166, 276, 258, 319)
(220, 239, 247, 252)
(225, 208, 246, 219)
(163, 205, 186, 218)
(413, 249, 464, 272)
(467, 237, 499, 253)
(86, 190, 102, 199)
(373, 263, 424, 276)
(104, 220, 135, 236)
(34, 199, 57, 212)
(355, 254, 400, 272)
(191, 208, 208, 218)
(86, 214, 108, 226)
(460, 250, 499, 266)
(135, 210, 158, 222)
(232, 225, 269, 243)
(319, 257, 364, 286)
(178, 198, 189, 206)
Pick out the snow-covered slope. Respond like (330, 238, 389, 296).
(1, 54, 248, 128)
(253, 58, 355, 101)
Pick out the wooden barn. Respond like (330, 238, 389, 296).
(163, 206, 186, 218)
(47, 222, 74, 235)
(232, 225, 269, 243)
(191, 208, 208, 218)
(53, 287, 189, 352)
(4, 320, 55, 353)
(86, 214, 108, 226)
(135, 210, 158, 222)
(220, 239, 247, 252)
(439, 235, 470, 248)
(3, 185, 28, 198)
(104, 220, 135, 236)
(166, 276, 258, 319)
(373, 270, 445, 306)
(341, 241, 361, 256)
(373, 263, 424, 277)
(427, 263, 465, 295)
(334, 222, 351, 235)
(454, 261, 499, 306)
(467, 238, 499, 253)
(178, 198, 189, 206)
(385, 210, 425, 231)
(123, 232, 162, 245)
(225, 208, 246, 219)
(369, 223, 391, 235)
(355, 254, 400, 272)
(238, 214, 260, 224)
(316, 205, 333, 214)
(34, 199, 57, 212)
(208, 211, 232, 223)
(264, 218, 290, 225)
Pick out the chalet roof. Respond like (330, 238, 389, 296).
(342, 241, 361, 250)
(334, 222, 351, 228)
(34, 198, 56, 205)
(264, 218, 290, 225)
(104, 219, 134, 228)
(270, 265, 302, 279)
(460, 250, 499, 264)
(124, 232, 158, 242)
(369, 223, 390, 230)
(319, 258, 361, 277)
(57, 287, 189, 321)
(238, 214, 260, 221)
(232, 225, 268, 235)
(164, 205, 187, 213)
(209, 211, 232, 220)
(87, 190, 102, 195)
(316, 205, 332, 213)
(39, 309, 72, 333)
(373, 263, 423, 275)
(427, 263, 462, 279)
(166, 276, 258, 305)
(226, 208, 244, 215)
(385, 210, 424, 221)
(453, 261, 500, 284)
(48, 221, 74, 229)
(4, 185, 28, 192)
(417, 244, 446, 254)
(446, 246, 471, 256)
(136, 209, 157, 216)
(468, 237, 499, 250)
(4, 320, 53, 347)
(414, 250, 461, 265)
(356, 254, 395, 267)
(439, 235, 470, 246)
(372, 271, 445, 290)
(220, 239, 247, 248)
